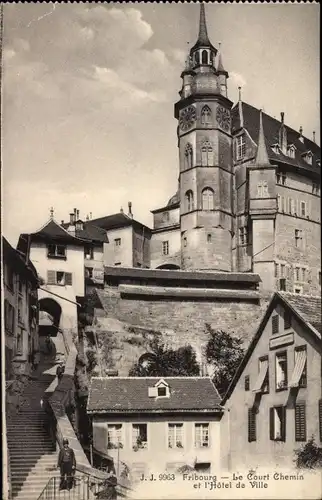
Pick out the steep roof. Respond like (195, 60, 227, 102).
(61, 221, 108, 243)
(2, 236, 39, 285)
(232, 101, 321, 175)
(88, 213, 151, 233)
(190, 3, 217, 54)
(87, 377, 222, 414)
(17, 219, 88, 251)
(222, 292, 321, 405)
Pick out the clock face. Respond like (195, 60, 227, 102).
(216, 106, 231, 131)
(179, 106, 196, 131)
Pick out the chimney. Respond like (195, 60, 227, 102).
(120, 207, 124, 213)
(299, 126, 304, 143)
(281, 112, 284, 123)
(279, 112, 287, 154)
(89, 212, 92, 220)
(70, 212, 75, 224)
(313, 131, 316, 143)
(76, 209, 80, 220)
(61, 220, 64, 225)
(86, 214, 89, 222)
(128, 201, 133, 219)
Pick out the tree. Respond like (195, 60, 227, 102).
(204, 324, 245, 398)
(129, 338, 200, 377)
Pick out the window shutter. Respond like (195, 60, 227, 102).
(47, 270, 56, 285)
(248, 408, 256, 442)
(295, 402, 306, 442)
(281, 406, 286, 442)
(319, 400, 322, 442)
(272, 315, 279, 334)
(65, 273, 73, 286)
(269, 407, 275, 440)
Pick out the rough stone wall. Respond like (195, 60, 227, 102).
(93, 287, 270, 376)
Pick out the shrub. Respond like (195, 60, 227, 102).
(294, 436, 322, 469)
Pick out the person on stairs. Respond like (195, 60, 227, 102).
(57, 438, 76, 490)
(56, 363, 65, 381)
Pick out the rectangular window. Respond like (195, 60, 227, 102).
(162, 241, 169, 256)
(132, 424, 148, 450)
(301, 268, 306, 282)
(276, 173, 281, 185)
(236, 135, 246, 160)
(275, 352, 288, 391)
(107, 424, 123, 449)
(294, 286, 303, 294)
(270, 406, 286, 441)
(195, 423, 209, 448)
(295, 229, 303, 248)
(47, 270, 72, 286)
(4, 300, 15, 334)
(114, 262, 121, 266)
(85, 267, 93, 279)
(294, 267, 300, 282)
(274, 263, 279, 278)
(244, 375, 250, 391)
(169, 423, 184, 448)
(300, 201, 307, 217)
(277, 194, 281, 211)
(114, 238, 121, 247)
(47, 244, 66, 258)
(312, 183, 320, 196)
(280, 264, 285, 278)
(272, 314, 279, 334)
(239, 227, 248, 245)
(248, 408, 256, 442)
(290, 346, 307, 389)
(18, 297, 23, 325)
(168, 423, 183, 449)
(284, 311, 292, 330)
(257, 181, 268, 198)
(253, 357, 269, 394)
(281, 173, 286, 185)
(84, 246, 94, 259)
(295, 403, 307, 441)
(279, 278, 286, 291)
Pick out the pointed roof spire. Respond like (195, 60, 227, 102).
(256, 109, 270, 166)
(216, 42, 228, 76)
(190, 3, 217, 54)
(50, 207, 54, 220)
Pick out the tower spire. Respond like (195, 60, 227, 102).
(256, 110, 270, 166)
(197, 3, 210, 46)
(217, 42, 228, 76)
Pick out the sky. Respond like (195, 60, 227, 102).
(2, 2, 320, 247)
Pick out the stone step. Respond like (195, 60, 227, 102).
(10, 455, 56, 464)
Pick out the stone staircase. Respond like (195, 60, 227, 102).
(7, 363, 60, 500)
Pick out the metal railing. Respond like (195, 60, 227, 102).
(37, 474, 119, 500)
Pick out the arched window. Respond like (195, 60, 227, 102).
(201, 106, 212, 125)
(202, 188, 214, 210)
(184, 143, 193, 170)
(185, 190, 194, 212)
(202, 50, 208, 64)
(195, 51, 200, 65)
(201, 141, 214, 166)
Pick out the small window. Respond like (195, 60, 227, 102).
(270, 406, 286, 441)
(239, 226, 248, 245)
(294, 267, 300, 282)
(132, 424, 148, 450)
(16, 329, 23, 355)
(162, 241, 169, 256)
(202, 49, 208, 64)
(201, 105, 212, 125)
(274, 263, 279, 278)
(295, 229, 303, 248)
(301, 268, 306, 282)
(257, 181, 268, 198)
(194, 423, 209, 448)
(244, 375, 250, 391)
(201, 141, 214, 166)
(56, 272, 65, 285)
(248, 408, 256, 442)
(236, 135, 246, 160)
(185, 190, 194, 212)
(280, 264, 285, 278)
(115, 238, 121, 247)
(183, 237, 187, 247)
(294, 346, 307, 388)
(114, 262, 121, 266)
(260, 357, 269, 394)
(272, 315, 279, 334)
(157, 386, 167, 397)
(294, 286, 303, 294)
(84, 246, 94, 259)
(275, 352, 288, 391)
(295, 402, 307, 442)
(202, 188, 214, 210)
(184, 143, 193, 170)
(284, 311, 292, 330)
(47, 244, 66, 259)
(207, 234, 212, 243)
(168, 423, 183, 449)
(300, 201, 307, 217)
(107, 424, 123, 449)
(312, 183, 320, 196)
(288, 146, 296, 159)
(279, 278, 286, 291)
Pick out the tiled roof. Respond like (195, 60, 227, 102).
(87, 377, 222, 414)
(232, 101, 320, 175)
(3, 236, 38, 284)
(88, 213, 151, 233)
(278, 292, 322, 334)
(19, 220, 88, 246)
(61, 221, 108, 243)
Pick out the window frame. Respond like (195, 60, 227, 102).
(259, 355, 269, 394)
(47, 244, 67, 259)
(162, 241, 169, 256)
(114, 238, 121, 247)
(194, 422, 210, 449)
(272, 314, 279, 335)
(107, 423, 124, 449)
(295, 402, 307, 442)
(269, 405, 286, 442)
(132, 423, 148, 450)
(275, 351, 288, 392)
(84, 246, 94, 260)
(168, 423, 184, 449)
(294, 346, 307, 389)
(236, 134, 246, 161)
(201, 187, 214, 211)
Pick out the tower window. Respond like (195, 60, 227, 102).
(239, 226, 248, 245)
(185, 190, 194, 212)
(207, 234, 212, 243)
(201, 106, 212, 125)
(300, 201, 307, 217)
(294, 229, 303, 248)
(276, 171, 286, 185)
(184, 143, 193, 170)
(257, 181, 268, 198)
(162, 241, 169, 256)
(201, 141, 214, 166)
(236, 135, 246, 160)
(201, 50, 208, 64)
(312, 182, 320, 195)
(202, 187, 214, 210)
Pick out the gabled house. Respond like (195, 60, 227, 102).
(220, 292, 322, 470)
(87, 376, 223, 481)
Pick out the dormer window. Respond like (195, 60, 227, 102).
(236, 134, 246, 160)
(271, 143, 280, 155)
(148, 379, 170, 398)
(287, 145, 296, 159)
(75, 221, 83, 231)
(302, 151, 313, 165)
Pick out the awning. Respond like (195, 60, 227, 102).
(289, 349, 307, 388)
(252, 359, 269, 393)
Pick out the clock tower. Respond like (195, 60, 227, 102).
(174, 3, 234, 271)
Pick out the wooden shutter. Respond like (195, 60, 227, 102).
(272, 315, 279, 334)
(65, 273, 73, 286)
(319, 400, 322, 442)
(281, 406, 286, 442)
(248, 408, 256, 442)
(295, 402, 306, 442)
(47, 270, 56, 285)
(244, 375, 250, 391)
(269, 407, 275, 440)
